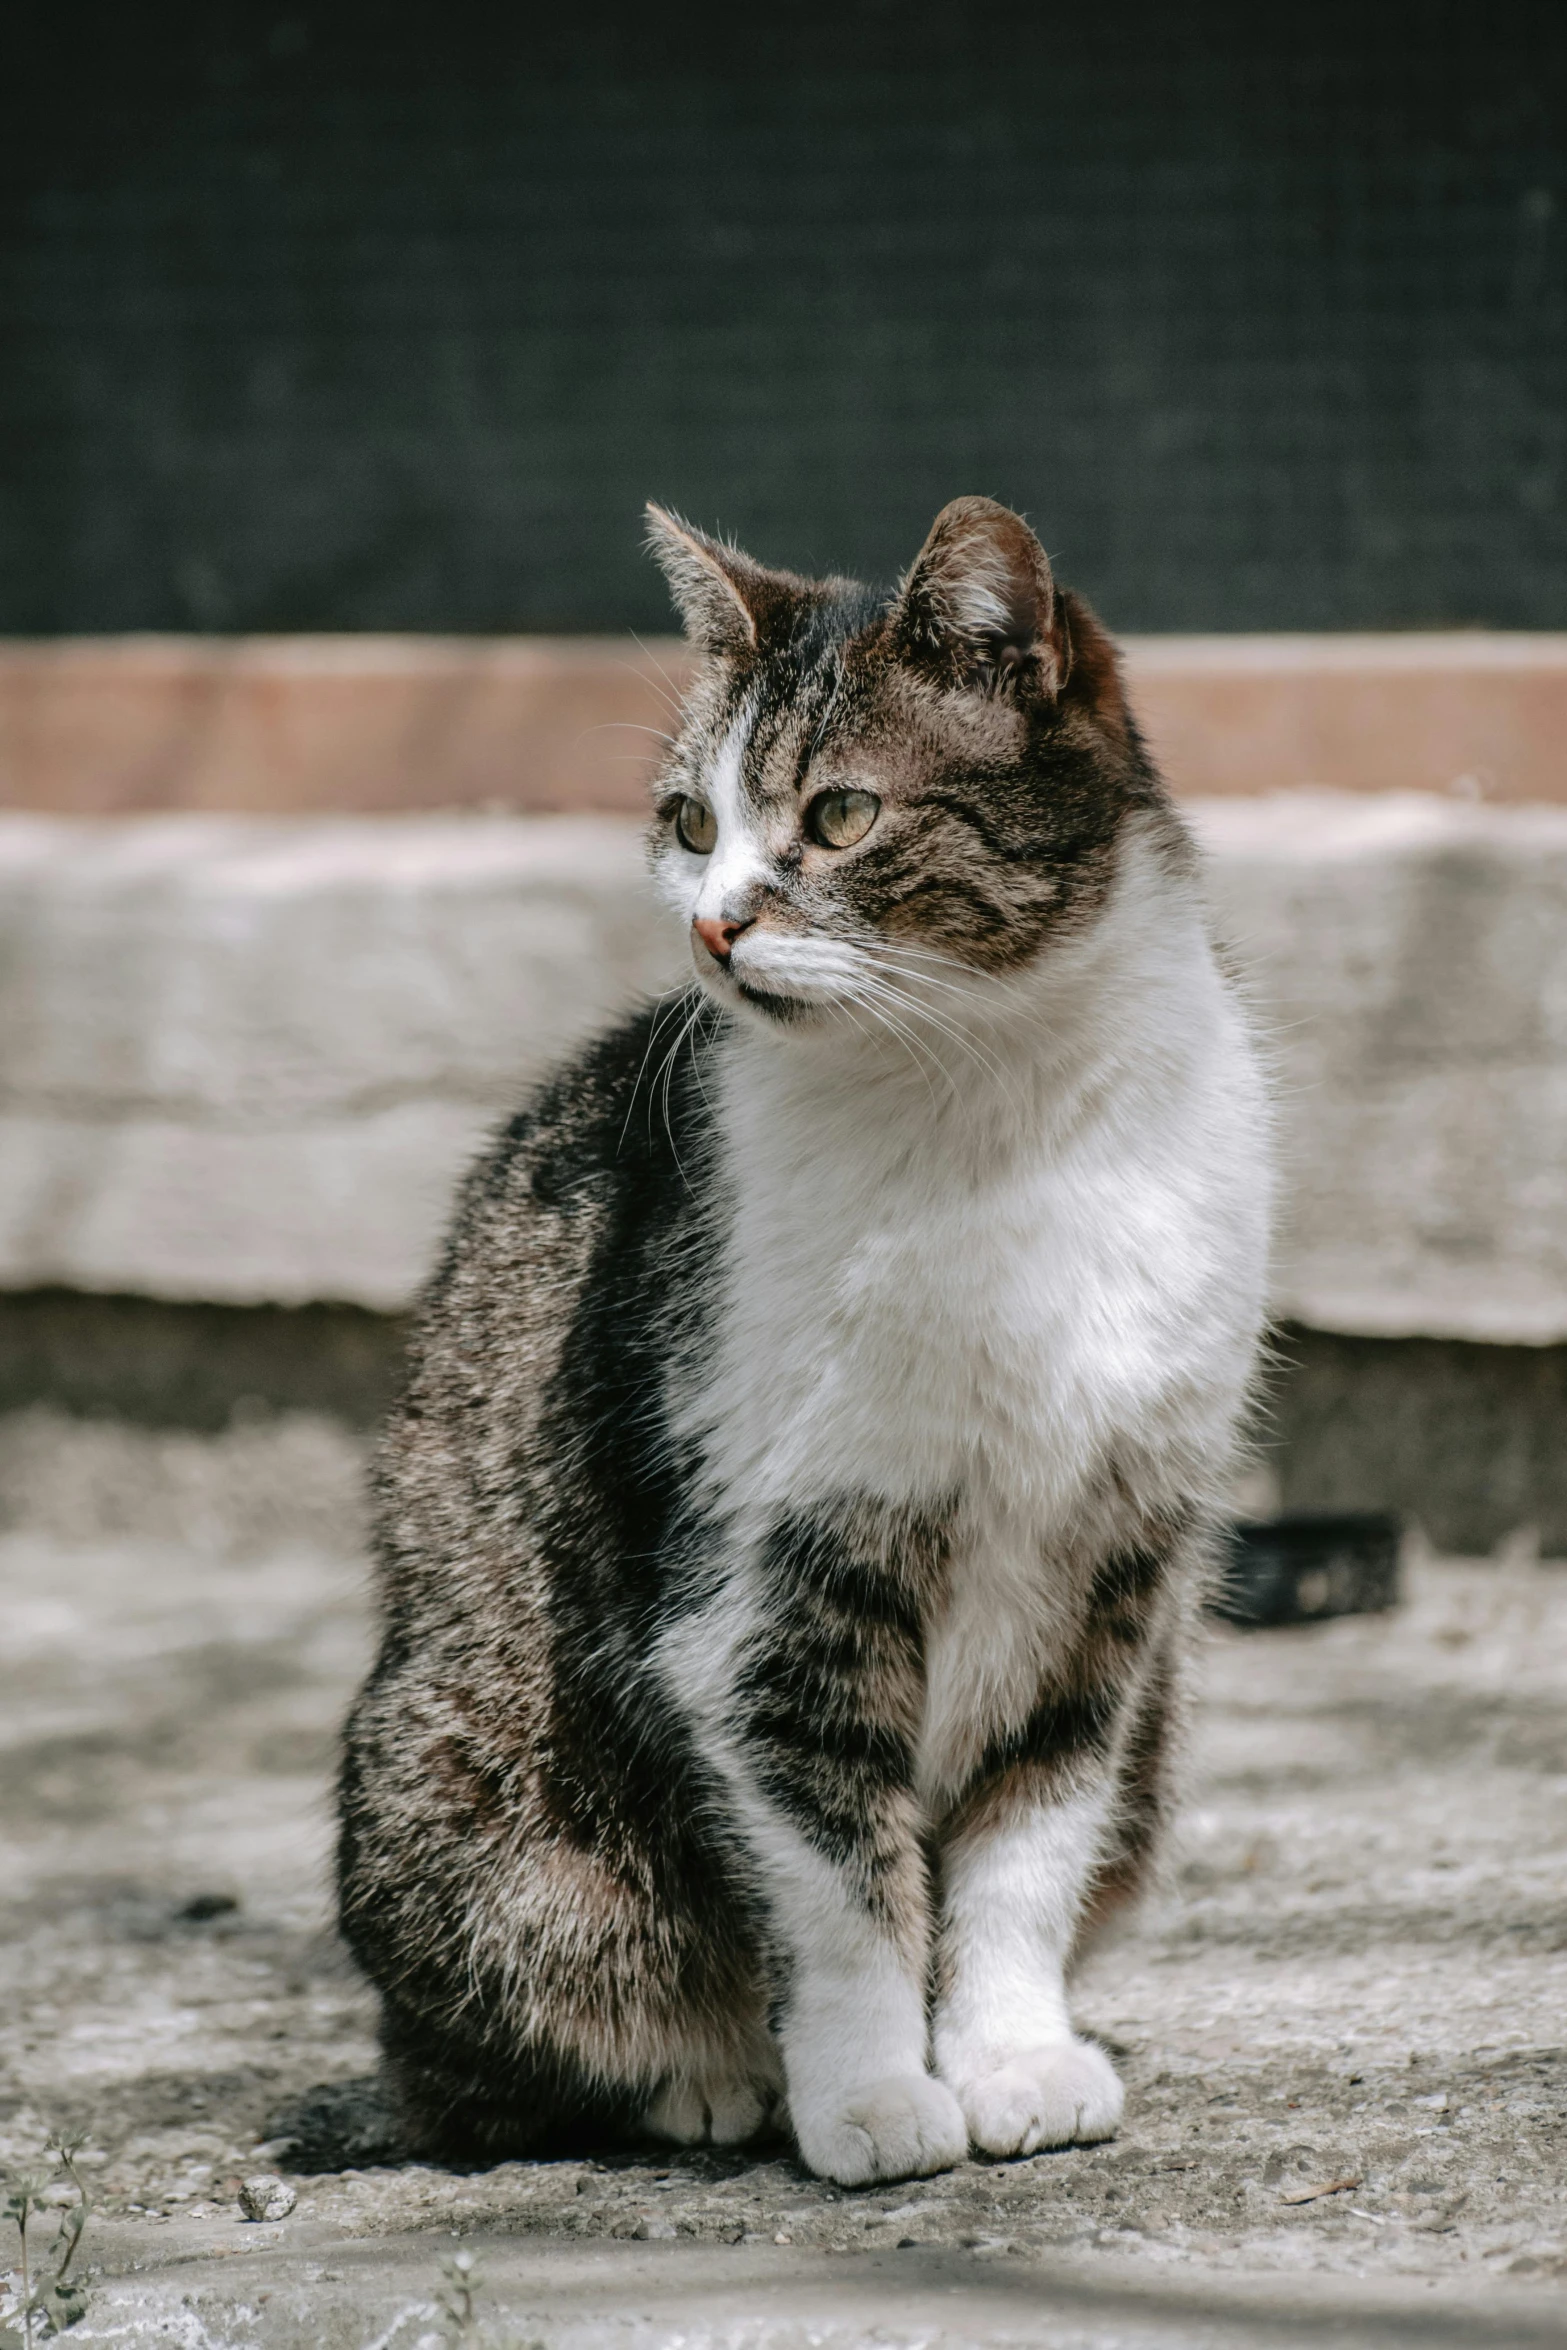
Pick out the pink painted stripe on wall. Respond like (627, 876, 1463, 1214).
(1, 633, 1564, 814)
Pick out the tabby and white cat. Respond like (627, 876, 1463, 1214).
(338, 497, 1271, 2186)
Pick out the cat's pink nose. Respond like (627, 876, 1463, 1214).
(694, 914, 750, 963)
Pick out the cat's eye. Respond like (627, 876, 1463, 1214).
(674, 797, 717, 854)
(805, 789, 880, 850)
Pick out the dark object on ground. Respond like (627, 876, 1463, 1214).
(1212, 1513, 1402, 1627)
(176, 1891, 238, 1923)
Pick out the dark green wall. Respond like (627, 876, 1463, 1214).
(4, 2, 1564, 634)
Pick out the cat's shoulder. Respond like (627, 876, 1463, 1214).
(442, 993, 715, 1255)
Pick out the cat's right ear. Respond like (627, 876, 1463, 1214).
(645, 505, 775, 659)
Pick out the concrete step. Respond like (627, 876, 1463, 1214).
(2, 795, 1565, 1344)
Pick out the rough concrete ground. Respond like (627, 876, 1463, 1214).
(0, 1407, 1563, 2347)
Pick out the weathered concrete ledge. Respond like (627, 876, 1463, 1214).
(0, 813, 672, 1311)
(3, 796, 1565, 1353)
(1199, 793, 1567, 1346)
(3, 633, 1566, 813)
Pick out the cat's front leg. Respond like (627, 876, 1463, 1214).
(932, 1763, 1125, 2157)
(931, 1537, 1185, 2157)
(665, 1509, 966, 2187)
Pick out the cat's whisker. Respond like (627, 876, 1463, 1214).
(878, 1012, 997, 1121)
(574, 720, 678, 748)
(867, 957, 1018, 1046)
(864, 949, 985, 1005)
(862, 962, 1006, 1055)
(682, 997, 722, 1122)
(625, 634, 691, 724)
(844, 978, 976, 1116)
(620, 982, 701, 1157)
(849, 991, 949, 1116)
(652, 1017, 696, 1173)
(868, 941, 1020, 1018)
(851, 971, 1027, 1119)
(834, 998, 880, 1060)
(654, 990, 714, 1186)
(858, 965, 1017, 1072)
(865, 937, 981, 979)
(874, 1004, 1029, 1130)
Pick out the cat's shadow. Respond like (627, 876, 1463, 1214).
(263, 2076, 792, 2180)
(261, 2077, 407, 2173)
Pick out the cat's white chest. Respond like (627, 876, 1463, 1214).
(687, 1021, 1260, 1539)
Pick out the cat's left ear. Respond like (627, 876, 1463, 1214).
(890, 497, 1070, 698)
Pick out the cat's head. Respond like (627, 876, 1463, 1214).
(646, 496, 1178, 1033)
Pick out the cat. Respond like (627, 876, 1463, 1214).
(337, 495, 1272, 2187)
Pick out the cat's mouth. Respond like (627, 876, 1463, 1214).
(732, 977, 814, 1023)
(708, 930, 866, 1025)
(691, 932, 844, 1026)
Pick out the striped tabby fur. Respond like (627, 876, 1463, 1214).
(337, 497, 1272, 2184)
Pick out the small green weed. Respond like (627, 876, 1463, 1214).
(434, 2247, 483, 2341)
(426, 2247, 545, 2350)
(0, 2139, 91, 2342)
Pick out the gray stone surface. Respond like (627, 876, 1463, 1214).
(4, 797, 1567, 1342)
(1200, 793, 1567, 1344)
(0, 1411, 1563, 2344)
(51, 2230, 1567, 2348)
(0, 814, 675, 1311)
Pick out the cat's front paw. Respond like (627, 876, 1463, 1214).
(793, 2072, 968, 2186)
(952, 2038, 1123, 2157)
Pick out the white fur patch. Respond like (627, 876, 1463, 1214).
(933, 1785, 1112, 2078)
(728, 929, 870, 1004)
(931, 1781, 1128, 2154)
(692, 704, 769, 926)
